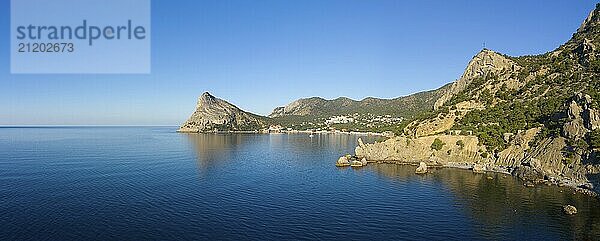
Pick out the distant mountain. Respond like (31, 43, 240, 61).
(178, 92, 268, 132)
(269, 87, 448, 119)
(180, 87, 449, 133)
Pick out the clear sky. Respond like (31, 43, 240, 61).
(0, 0, 597, 125)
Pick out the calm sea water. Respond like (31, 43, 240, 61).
(1, 127, 599, 240)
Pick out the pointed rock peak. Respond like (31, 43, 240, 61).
(477, 48, 495, 55)
(473, 48, 504, 60)
(434, 48, 517, 109)
(464, 48, 512, 73)
(578, 3, 600, 34)
(198, 91, 218, 105)
(200, 92, 214, 98)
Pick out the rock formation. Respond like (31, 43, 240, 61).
(434, 49, 521, 110)
(415, 162, 428, 174)
(472, 164, 485, 174)
(563, 205, 578, 215)
(347, 5, 600, 194)
(336, 156, 351, 167)
(178, 92, 268, 133)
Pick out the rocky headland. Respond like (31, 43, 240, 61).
(178, 92, 268, 133)
(340, 5, 600, 197)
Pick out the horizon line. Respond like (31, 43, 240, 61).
(0, 125, 179, 127)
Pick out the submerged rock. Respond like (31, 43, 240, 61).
(563, 205, 578, 215)
(415, 162, 428, 174)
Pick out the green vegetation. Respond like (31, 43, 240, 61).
(452, 96, 567, 151)
(590, 129, 600, 149)
(269, 85, 452, 134)
(456, 140, 465, 149)
(431, 138, 445, 151)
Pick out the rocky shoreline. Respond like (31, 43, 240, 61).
(177, 129, 388, 137)
(338, 154, 599, 198)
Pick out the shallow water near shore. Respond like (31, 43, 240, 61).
(1, 127, 599, 240)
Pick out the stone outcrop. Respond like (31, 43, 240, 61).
(563, 93, 600, 139)
(413, 113, 458, 137)
(578, 5, 600, 34)
(563, 205, 578, 215)
(351, 160, 364, 167)
(355, 135, 484, 165)
(434, 49, 520, 109)
(415, 162, 428, 174)
(353, 124, 596, 190)
(336, 156, 351, 167)
(472, 164, 485, 174)
(178, 92, 268, 133)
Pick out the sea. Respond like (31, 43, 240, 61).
(1, 126, 599, 240)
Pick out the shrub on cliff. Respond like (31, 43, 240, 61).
(431, 138, 445, 151)
(456, 140, 465, 149)
(590, 129, 600, 149)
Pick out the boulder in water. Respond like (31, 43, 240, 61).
(415, 162, 428, 174)
(351, 160, 364, 167)
(336, 156, 350, 167)
(563, 205, 578, 215)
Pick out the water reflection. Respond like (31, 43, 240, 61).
(181, 133, 600, 240)
(185, 133, 256, 171)
(369, 164, 600, 240)
(185, 133, 382, 174)
(267, 133, 383, 153)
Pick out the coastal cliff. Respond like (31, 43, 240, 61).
(349, 5, 600, 194)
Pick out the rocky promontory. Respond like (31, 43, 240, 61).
(343, 4, 600, 196)
(178, 92, 268, 133)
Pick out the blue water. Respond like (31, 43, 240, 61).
(0, 127, 599, 240)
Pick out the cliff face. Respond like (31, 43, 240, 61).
(434, 49, 521, 110)
(355, 135, 484, 164)
(178, 92, 268, 133)
(353, 5, 600, 193)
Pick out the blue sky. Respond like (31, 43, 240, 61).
(0, 0, 597, 125)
